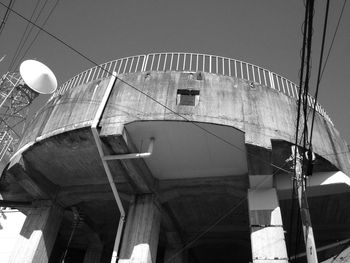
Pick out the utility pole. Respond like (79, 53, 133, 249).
(291, 146, 318, 263)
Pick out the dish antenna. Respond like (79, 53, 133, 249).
(19, 60, 57, 94)
(0, 60, 58, 162)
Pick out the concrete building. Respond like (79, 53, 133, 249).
(0, 52, 349, 263)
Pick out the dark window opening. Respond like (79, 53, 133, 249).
(177, 89, 200, 106)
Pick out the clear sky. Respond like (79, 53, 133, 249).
(0, 0, 349, 143)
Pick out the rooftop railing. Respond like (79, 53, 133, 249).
(52, 52, 333, 125)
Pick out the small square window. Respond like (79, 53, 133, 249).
(177, 89, 200, 106)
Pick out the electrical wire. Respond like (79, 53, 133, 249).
(9, 0, 53, 71)
(8, 0, 44, 71)
(320, 0, 348, 81)
(289, 7, 348, 241)
(0, 0, 15, 37)
(0, 2, 292, 175)
(14, 0, 60, 69)
(308, 0, 330, 178)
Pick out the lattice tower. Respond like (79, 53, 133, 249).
(0, 72, 38, 160)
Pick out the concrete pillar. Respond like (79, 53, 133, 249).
(84, 246, 102, 263)
(118, 194, 161, 263)
(9, 201, 63, 263)
(248, 188, 288, 263)
(83, 233, 103, 263)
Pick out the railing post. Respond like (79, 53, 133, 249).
(142, 55, 149, 72)
(209, 55, 212, 73)
(269, 71, 275, 89)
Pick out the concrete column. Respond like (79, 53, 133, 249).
(118, 194, 161, 263)
(84, 246, 102, 263)
(83, 233, 103, 263)
(248, 188, 288, 263)
(9, 201, 64, 263)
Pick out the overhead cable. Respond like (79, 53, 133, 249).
(320, 0, 348, 81)
(14, 0, 60, 69)
(9, 0, 53, 71)
(0, 0, 15, 37)
(309, 0, 330, 156)
(8, 0, 45, 71)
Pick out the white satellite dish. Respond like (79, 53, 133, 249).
(19, 60, 57, 94)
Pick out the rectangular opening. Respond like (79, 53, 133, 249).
(177, 89, 200, 106)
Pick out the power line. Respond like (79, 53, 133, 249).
(8, 0, 44, 71)
(0, 2, 292, 175)
(308, 0, 330, 184)
(320, 0, 347, 81)
(14, 0, 60, 69)
(0, 0, 15, 37)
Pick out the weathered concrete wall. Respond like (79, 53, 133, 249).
(16, 71, 350, 175)
(17, 78, 111, 150)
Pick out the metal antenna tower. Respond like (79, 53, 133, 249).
(0, 72, 38, 160)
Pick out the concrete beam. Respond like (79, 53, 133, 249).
(0, 187, 32, 204)
(245, 144, 273, 175)
(6, 154, 58, 200)
(276, 171, 350, 199)
(102, 127, 157, 194)
(159, 175, 248, 203)
(56, 183, 132, 206)
(249, 175, 273, 189)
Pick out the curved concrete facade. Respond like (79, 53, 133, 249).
(2, 68, 350, 263)
(19, 71, 350, 174)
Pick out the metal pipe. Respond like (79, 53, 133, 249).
(0, 200, 32, 207)
(91, 72, 126, 263)
(103, 138, 154, 161)
(91, 72, 155, 263)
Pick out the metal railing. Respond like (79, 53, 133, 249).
(55, 55, 146, 96)
(52, 52, 333, 125)
(0, 131, 13, 160)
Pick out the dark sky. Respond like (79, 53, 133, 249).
(0, 0, 349, 143)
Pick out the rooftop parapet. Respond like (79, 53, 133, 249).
(51, 52, 333, 125)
